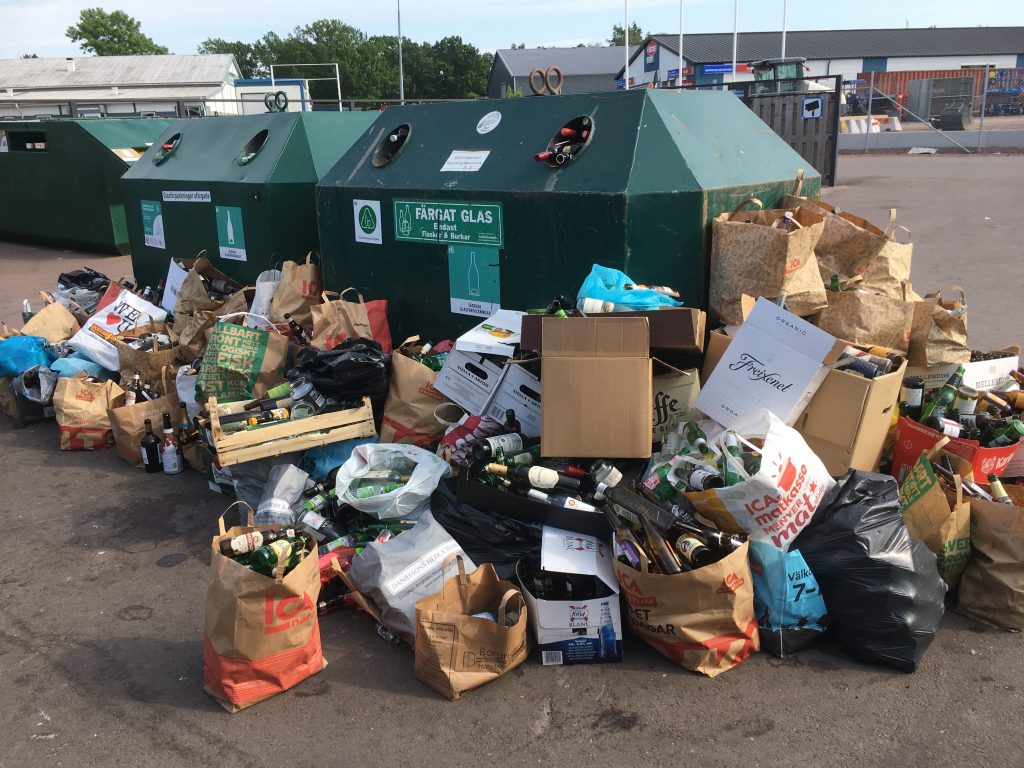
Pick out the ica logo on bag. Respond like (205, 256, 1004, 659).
(301, 280, 322, 302)
(263, 593, 315, 635)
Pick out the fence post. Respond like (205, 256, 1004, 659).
(978, 69, 989, 151)
(864, 71, 874, 153)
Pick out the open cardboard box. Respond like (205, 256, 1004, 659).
(904, 347, 1020, 395)
(521, 306, 705, 355)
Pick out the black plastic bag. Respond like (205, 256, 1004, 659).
(287, 337, 391, 402)
(57, 267, 110, 293)
(793, 471, 946, 672)
(431, 478, 541, 580)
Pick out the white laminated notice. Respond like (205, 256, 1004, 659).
(440, 150, 490, 173)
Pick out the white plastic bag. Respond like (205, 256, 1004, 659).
(334, 443, 451, 520)
(684, 408, 835, 550)
(68, 288, 166, 371)
(246, 269, 282, 328)
(175, 363, 201, 420)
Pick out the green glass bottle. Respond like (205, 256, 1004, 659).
(681, 422, 710, 455)
(249, 538, 303, 577)
(353, 481, 403, 499)
(721, 431, 746, 486)
(921, 366, 966, 420)
(829, 274, 841, 292)
(986, 419, 1024, 448)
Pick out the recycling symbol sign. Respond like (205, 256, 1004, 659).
(352, 199, 382, 244)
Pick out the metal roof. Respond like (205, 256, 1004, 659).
(495, 46, 638, 76)
(640, 26, 1024, 69)
(0, 54, 237, 90)
(0, 86, 223, 103)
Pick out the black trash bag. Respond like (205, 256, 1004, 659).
(793, 470, 946, 673)
(57, 266, 110, 293)
(287, 337, 391, 402)
(431, 477, 541, 580)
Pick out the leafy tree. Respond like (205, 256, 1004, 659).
(510, 43, 526, 50)
(21, 53, 39, 59)
(198, 38, 264, 79)
(608, 23, 644, 46)
(66, 8, 169, 56)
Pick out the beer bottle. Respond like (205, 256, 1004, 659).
(590, 459, 623, 501)
(485, 463, 581, 493)
(219, 527, 298, 557)
(829, 274, 841, 293)
(597, 601, 617, 660)
(303, 488, 338, 513)
(721, 431, 746, 486)
(526, 488, 597, 512)
(686, 464, 725, 491)
(140, 380, 157, 401)
(988, 474, 1013, 505)
(154, 278, 165, 306)
(639, 512, 684, 575)
(680, 422, 711, 455)
(985, 419, 1024, 448)
(503, 408, 523, 436)
(901, 377, 925, 422)
(284, 313, 310, 344)
(673, 535, 716, 568)
(296, 508, 345, 543)
(140, 418, 161, 473)
(471, 433, 536, 463)
(921, 366, 967, 420)
(160, 412, 182, 475)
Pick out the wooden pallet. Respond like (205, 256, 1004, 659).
(208, 395, 376, 467)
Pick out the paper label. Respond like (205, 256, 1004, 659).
(441, 149, 491, 172)
(161, 190, 211, 203)
(382, 540, 462, 598)
(215, 206, 246, 261)
(140, 200, 165, 249)
(353, 199, 383, 244)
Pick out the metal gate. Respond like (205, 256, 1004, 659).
(742, 80, 841, 186)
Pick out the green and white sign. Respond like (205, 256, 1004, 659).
(394, 199, 503, 247)
(448, 244, 500, 317)
(140, 199, 165, 249)
(353, 199, 382, 244)
(215, 205, 246, 261)
(0, 130, 8, 153)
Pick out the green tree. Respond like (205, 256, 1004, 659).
(66, 8, 169, 56)
(429, 36, 490, 99)
(21, 53, 39, 59)
(198, 38, 264, 79)
(608, 23, 644, 46)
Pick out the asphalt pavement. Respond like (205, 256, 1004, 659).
(0, 154, 1022, 768)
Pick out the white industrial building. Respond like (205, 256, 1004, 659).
(0, 54, 245, 118)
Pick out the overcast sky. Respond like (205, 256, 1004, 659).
(1, 0, 1016, 59)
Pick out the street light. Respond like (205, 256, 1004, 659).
(782, 0, 788, 58)
(398, 0, 405, 104)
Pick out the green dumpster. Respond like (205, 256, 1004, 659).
(122, 112, 379, 290)
(0, 118, 172, 254)
(316, 89, 820, 341)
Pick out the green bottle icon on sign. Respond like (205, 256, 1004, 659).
(468, 251, 481, 297)
(398, 205, 412, 237)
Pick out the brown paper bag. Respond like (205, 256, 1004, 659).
(898, 441, 972, 588)
(813, 288, 915, 352)
(414, 556, 529, 700)
(710, 199, 827, 325)
(860, 224, 913, 299)
(310, 289, 373, 350)
(54, 372, 125, 451)
(173, 252, 242, 316)
(174, 290, 250, 361)
(203, 504, 326, 712)
(957, 484, 1024, 631)
(115, 319, 182, 394)
(613, 542, 760, 677)
(195, 313, 288, 406)
(107, 389, 180, 466)
(270, 252, 323, 327)
(908, 286, 970, 367)
(20, 300, 80, 342)
(380, 337, 449, 446)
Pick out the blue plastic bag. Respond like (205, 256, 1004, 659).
(749, 539, 829, 658)
(300, 436, 378, 482)
(576, 264, 683, 312)
(50, 353, 109, 380)
(0, 336, 55, 377)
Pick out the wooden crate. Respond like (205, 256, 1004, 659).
(208, 396, 376, 467)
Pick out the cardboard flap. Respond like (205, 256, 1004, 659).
(541, 317, 649, 359)
(540, 527, 620, 594)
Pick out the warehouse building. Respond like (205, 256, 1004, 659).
(0, 54, 242, 118)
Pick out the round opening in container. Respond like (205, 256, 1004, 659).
(539, 116, 594, 168)
(372, 123, 411, 167)
(238, 129, 270, 165)
(153, 132, 181, 164)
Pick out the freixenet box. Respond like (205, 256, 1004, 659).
(903, 347, 1020, 395)
(483, 363, 542, 438)
(517, 526, 623, 666)
(521, 307, 705, 354)
(652, 367, 701, 442)
(540, 316, 652, 458)
(695, 298, 843, 428)
(434, 351, 506, 414)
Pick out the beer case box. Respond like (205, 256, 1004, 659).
(652, 367, 701, 442)
(457, 468, 612, 539)
(694, 298, 843, 429)
(482, 363, 542, 438)
(903, 347, 1020, 395)
(433, 350, 507, 415)
(453, 309, 526, 358)
(1000, 443, 1024, 478)
(521, 307, 706, 354)
(890, 416, 1019, 482)
(539, 316, 652, 458)
(516, 526, 623, 666)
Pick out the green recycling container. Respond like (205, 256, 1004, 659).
(0, 118, 172, 254)
(122, 111, 379, 290)
(317, 88, 820, 341)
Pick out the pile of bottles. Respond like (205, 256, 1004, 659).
(534, 122, 591, 166)
(642, 421, 761, 499)
(122, 370, 162, 406)
(836, 345, 904, 380)
(404, 342, 448, 372)
(218, 527, 316, 577)
(122, 331, 174, 352)
(139, 404, 195, 475)
(929, 453, 1015, 505)
(900, 365, 1024, 447)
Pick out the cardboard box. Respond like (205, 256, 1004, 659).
(482, 363, 542, 438)
(540, 316, 652, 458)
(521, 307, 705, 354)
(795, 359, 906, 476)
(433, 350, 506, 415)
(891, 416, 1019, 482)
(652, 367, 701, 442)
(517, 526, 623, 666)
(1001, 443, 1024, 478)
(695, 298, 843, 428)
(904, 347, 1020, 395)
(453, 309, 526, 357)
(457, 468, 612, 538)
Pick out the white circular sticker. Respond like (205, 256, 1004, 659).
(476, 111, 502, 134)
